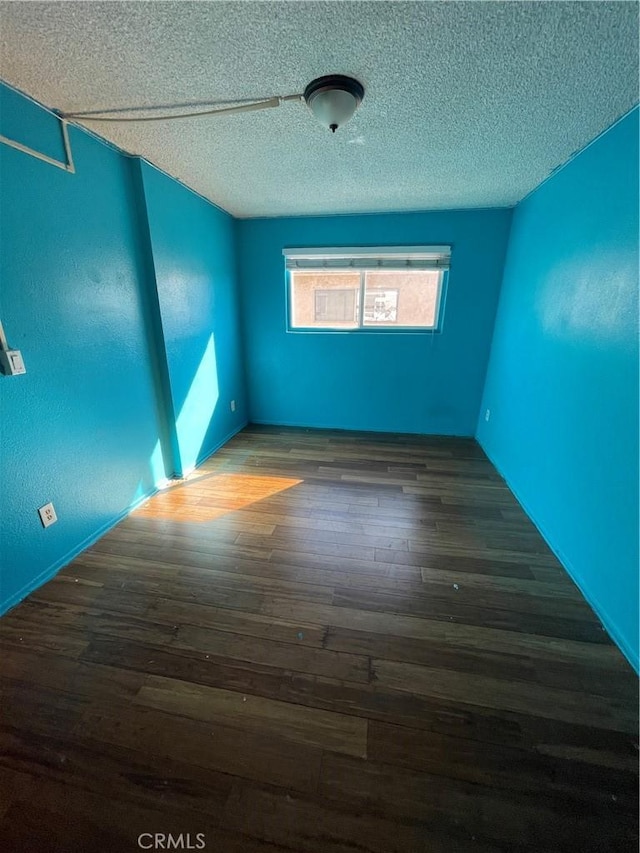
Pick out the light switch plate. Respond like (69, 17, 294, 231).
(0, 349, 26, 375)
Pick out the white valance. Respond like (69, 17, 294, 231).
(283, 245, 451, 271)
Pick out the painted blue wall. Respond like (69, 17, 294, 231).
(477, 108, 639, 670)
(0, 85, 163, 611)
(139, 162, 247, 475)
(0, 83, 246, 613)
(237, 209, 512, 435)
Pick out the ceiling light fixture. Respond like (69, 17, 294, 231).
(303, 75, 365, 133)
(61, 75, 365, 134)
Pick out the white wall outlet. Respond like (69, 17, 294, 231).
(230, 399, 236, 412)
(38, 502, 58, 528)
(485, 408, 491, 422)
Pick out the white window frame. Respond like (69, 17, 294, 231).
(284, 246, 450, 333)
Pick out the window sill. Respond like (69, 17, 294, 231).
(286, 326, 442, 335)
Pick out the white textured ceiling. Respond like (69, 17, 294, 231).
(0, 1, 637, 218)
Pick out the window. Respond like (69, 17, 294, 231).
(285, 246, 450, 331)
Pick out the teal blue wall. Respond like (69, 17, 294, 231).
(139, 162, 247, 475)
(477, 108, 639, 670)
(0, 83, 246, 613)
(237, 209, 512, 435)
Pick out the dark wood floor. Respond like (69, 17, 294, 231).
(0, 425, 638, 852)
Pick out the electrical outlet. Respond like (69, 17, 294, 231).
(485, 408, 491, 422)
(230, 399, 236, 412)
(38, 502, 58, 528)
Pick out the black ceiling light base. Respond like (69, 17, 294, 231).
(303, 75, 365, 133)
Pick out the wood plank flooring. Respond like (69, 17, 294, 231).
(1, 425, 637, 852)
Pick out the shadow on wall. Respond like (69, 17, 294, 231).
(131, 333, 221, 503)
(131, 333, 302, 524)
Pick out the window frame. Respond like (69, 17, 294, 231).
(286, 263, 449, 335)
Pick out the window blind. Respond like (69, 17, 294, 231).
(283, 245, 451, 271)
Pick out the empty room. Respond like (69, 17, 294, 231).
(0, 1, 638, 851)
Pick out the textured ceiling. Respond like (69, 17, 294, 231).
(0, 1, 637, 218)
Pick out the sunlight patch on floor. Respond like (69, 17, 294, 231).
(134, 472, 303, 522)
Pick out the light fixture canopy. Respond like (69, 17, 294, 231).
(303, 75, 364, 133)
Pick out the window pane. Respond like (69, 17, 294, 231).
(363, 270, 441, 327)
(290, 271, 360, 328)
